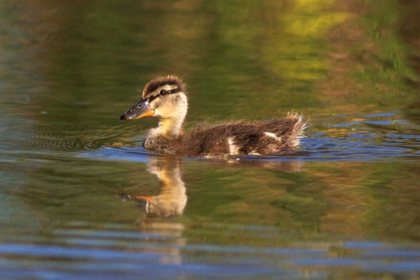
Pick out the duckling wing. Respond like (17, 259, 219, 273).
(180, 114, 306, 156)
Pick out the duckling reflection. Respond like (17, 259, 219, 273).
(122, 157, 187, 218)
(121, 156, 304, 218)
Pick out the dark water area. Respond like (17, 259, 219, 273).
(1, 0, 420, 279)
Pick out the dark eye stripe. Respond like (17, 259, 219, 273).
(147, 88, 181, 102)
(148, 95, 158, 103)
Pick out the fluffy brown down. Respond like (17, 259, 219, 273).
(143, 113, 306, 157)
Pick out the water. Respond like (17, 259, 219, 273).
(1, 0, 420, 279)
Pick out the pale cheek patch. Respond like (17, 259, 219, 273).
(149, 98, 162, 111)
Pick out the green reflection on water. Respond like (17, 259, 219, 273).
(8, 156, 420, 246)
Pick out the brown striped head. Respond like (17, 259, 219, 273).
(142, 75, 185, 100)
(120, 76, 188, 121)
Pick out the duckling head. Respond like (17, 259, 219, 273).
(120, 76, 188, 122)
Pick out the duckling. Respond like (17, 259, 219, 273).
(120, 76, 306, 157)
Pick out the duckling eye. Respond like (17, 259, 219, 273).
(159, 89, 167, 96)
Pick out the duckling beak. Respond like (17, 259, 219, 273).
(120, 99, 155, 120)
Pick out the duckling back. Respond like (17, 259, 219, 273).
(178, 113, 306, 157)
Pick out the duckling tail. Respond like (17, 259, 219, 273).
(266, 112, 307, 149)
(287, 112, 307, 147)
